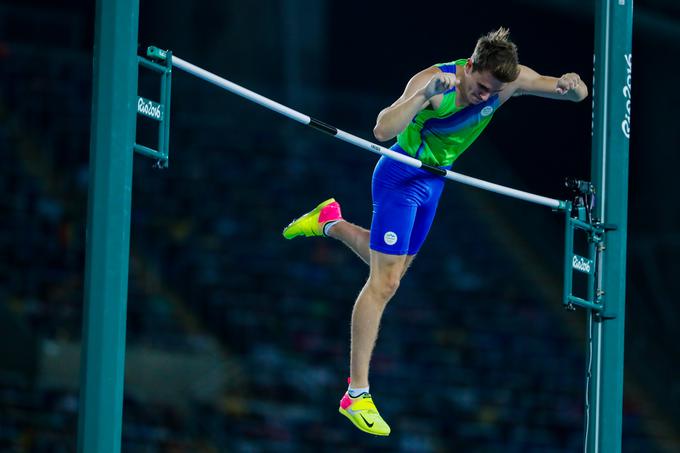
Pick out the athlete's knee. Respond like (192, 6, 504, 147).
(366, 273, 401, 301)
(366, 251, 407, 300)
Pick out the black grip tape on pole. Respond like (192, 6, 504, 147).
(420, 163, 448, 176)
(309, 118, 338, 136)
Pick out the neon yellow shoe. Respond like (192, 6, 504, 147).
(339, 391, 391, 436)
(282, 198, 343, 239)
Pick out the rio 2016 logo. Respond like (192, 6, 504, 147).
(137, 97, 162, 120)
(621, 54, 632, 139)
(572, 255, 592, 274)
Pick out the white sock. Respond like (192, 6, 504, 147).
(323, 220, 340, 236)
(348, 386, 369, 398)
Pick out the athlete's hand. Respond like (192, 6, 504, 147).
(424, 72, 460, 99)
(556, 73, 583, 95)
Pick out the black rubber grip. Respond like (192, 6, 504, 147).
(309, 118, 338, 136)
(420, 163, 448, 176)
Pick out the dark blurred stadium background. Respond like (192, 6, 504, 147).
(0, 0, 678, 451)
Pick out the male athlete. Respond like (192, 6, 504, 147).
(282, 27, 588, 436)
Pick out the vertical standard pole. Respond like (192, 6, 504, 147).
(588, 0, 633, 452)
(77, 0, 139, 451)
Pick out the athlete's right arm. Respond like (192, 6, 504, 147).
(373, 67, 458, 142)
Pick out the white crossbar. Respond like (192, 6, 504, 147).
(170, 54, 565, 211)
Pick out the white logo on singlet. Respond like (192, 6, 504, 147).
(384, 231, 398, 246)
(481, 106, 494, 117)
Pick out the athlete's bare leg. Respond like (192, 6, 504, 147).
(349, 250, 409, 388)
(327, 221, 370, 264)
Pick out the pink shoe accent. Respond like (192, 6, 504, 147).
(340, 392, 353, 410)
(318, 201, 343, 224)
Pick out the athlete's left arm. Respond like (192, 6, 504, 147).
(511, 65, 588, 102)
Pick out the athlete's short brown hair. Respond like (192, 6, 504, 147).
(471, 27, 520, 83)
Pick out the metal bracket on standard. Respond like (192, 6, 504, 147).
(134, 46, 172, 167)
(562, 179, 616, 314)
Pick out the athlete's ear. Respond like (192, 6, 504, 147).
(465, 58, 474, 74)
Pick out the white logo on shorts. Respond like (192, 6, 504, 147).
(481, 106, 494, 117)
(384, 231, 398, 246)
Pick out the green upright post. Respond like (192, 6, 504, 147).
(77, 0, 139, 451)
(588, 0, 633, 451)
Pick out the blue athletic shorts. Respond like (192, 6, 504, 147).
(369, 144, 451, 256)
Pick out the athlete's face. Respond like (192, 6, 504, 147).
(463, 60, 506, 104)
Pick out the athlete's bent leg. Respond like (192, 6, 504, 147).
(327, 221, 370, 265)
(282, 199, 372, 265)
